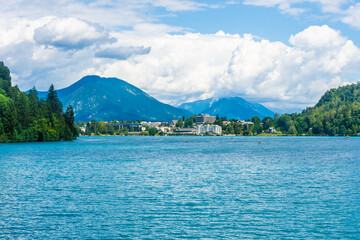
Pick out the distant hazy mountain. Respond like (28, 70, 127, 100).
(179, 97, 274, 120)
(37, 75, 191, 122)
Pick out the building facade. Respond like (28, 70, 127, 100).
(195, 115, 216, 125)
(196, 124, 222, 135)
(172, 128, 196, 135)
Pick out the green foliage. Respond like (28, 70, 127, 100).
(140, 131, 149, 136)
(288, 125, 297, 135)
(64, 105, 78, 138)
(83, 120, 140, 136)
(262, 116, 274, 130)
(0, 89, 6, 96)
(221, 121, 242, 135)
(0, 62, 77, 143)
(149, 127, 158, 136)
(0, 61, 11, 92)
(251, 116, 263, 134)
(255, 82, 360, 136)
(227, 124, 235, 134)
(298, 82, 360, 136)
(176, 118, 184, 128)
(46, 84, 63, 113)
(107, 125, 115, 135)
(184, 117, 194, 128)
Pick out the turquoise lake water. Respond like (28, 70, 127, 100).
(1, 136, 360, 239)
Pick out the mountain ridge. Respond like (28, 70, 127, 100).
(36, 75, 191, 122)
(179, 97, 274, 120)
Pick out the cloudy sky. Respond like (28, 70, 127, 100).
(1, 0, 360, 112)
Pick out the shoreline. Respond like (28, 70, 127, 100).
(1, 135, 357, 144)
(78, 135, 358, 137)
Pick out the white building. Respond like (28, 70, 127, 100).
(170, 119, 178, 127)
(242, 121, 254, 129)
(268, 127, 276, 133)
(196, 124, 222, 135)
(158, 126, 171, 133)
(79, 127, 86, 133)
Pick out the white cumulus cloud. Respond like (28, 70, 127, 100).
(1, 0, 360, 113)
(289, 25, 348, 50)
(33, 17, 112, 49)
(90, 26, 360, 112)
(342, 3, 360, 29)
(95, 46, 151, 60)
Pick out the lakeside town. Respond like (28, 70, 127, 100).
(77, 114, 278, 136)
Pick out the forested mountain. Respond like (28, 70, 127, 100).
(302, 83, 360, 135)
(266, 83, 360, 136)
(36, 75, 192, 122)
(179, 97, 274, 120)
(0, 61, 77, 143)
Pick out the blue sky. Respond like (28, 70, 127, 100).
(160, 2, 360, 44)
(0, 0, 360, 112)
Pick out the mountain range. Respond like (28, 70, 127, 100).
(36, 75, 274, 122)
(37, 75, 191, 122)
(178, 97, 274, 120)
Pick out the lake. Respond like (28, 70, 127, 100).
(1, 136, 359, 239)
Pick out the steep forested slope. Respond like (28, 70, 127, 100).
(0, 61, 77, 142)
(271, 83, 360, 135)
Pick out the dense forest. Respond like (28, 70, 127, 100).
(269, 83, 360, 136)
(0, 61, 78, 143)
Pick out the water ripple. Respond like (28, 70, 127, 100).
(1, 136, 360, 239)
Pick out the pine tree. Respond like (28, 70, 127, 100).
(28, 87, 39, 121)
(0, 61, 11, 92)
(15, 91, 31, 129)
(64, 105, 78, 139)
(46, 84, 63, 113)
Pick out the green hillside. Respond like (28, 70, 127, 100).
(302, 83, 360, 135)
(0, 61, 77, 143)
(270, 83, 360, 136)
